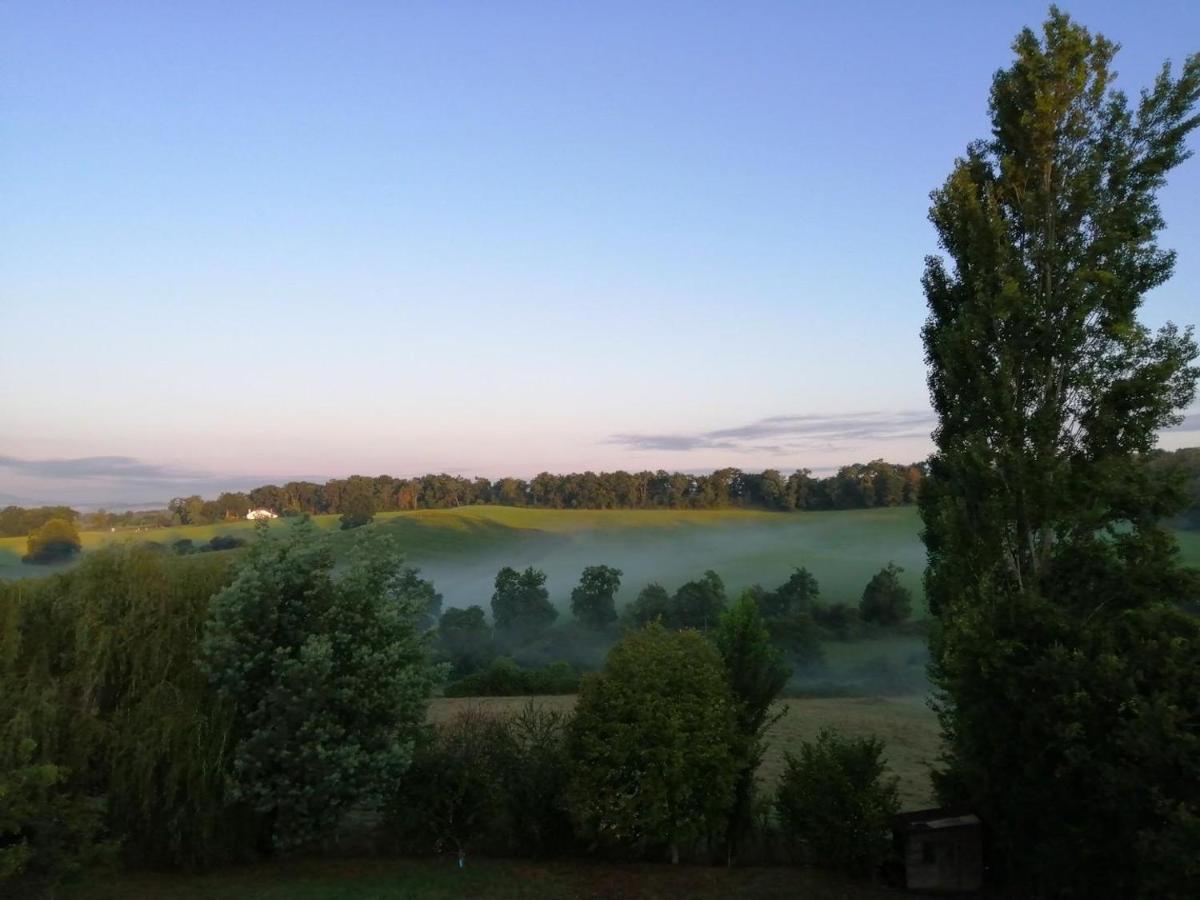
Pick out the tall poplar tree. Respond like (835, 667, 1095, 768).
(920, 9, 1200, 894)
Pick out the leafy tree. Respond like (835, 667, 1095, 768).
(714, 592, 790, 862)
(625, 582, 671, 627)
(490, 566, 557, 644)
(201, 521, 433, 851)
(338, 490, 374, 530)
(858, 563, 912, 626)
(671, 570, 726, 630)
(567, 624, 737, 863)
(761, 566, 820, 618)
(22, 518, 81, 564)
(775, 729, 899, 874)
(920, 9, 1200, 893)
(569, 565, 622, 629)
(437, 605, 494, 676)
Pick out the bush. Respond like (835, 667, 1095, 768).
(775, 728, 899, 873)
(201, 521, 434, 852)
(387, 704, 574, 859)
(23, 518, 81, 564)
(859, 563, 912, 626)
(567, 624, 737, 863)
(443, 658, 579, 697)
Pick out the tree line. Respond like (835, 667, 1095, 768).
(164, 460, 926, 525)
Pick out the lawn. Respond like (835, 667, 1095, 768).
(61, 857, 905, 900)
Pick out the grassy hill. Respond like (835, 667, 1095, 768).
(0, 505, 930, 610)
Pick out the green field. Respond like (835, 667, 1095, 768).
(8, 503, 1196, 613)
(0, 505, 930, 610)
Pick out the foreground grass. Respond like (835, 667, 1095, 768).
(429, 693, 940, 809)
(62, 856, 904, 900)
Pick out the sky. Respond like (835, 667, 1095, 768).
(2, 1, 1198, 506)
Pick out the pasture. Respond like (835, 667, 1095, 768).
(0, 505, 930, 611)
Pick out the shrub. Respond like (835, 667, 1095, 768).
(388, 703, 574, 859)
(443, 658, 579, 697)
(775, 728, 899, 873)
(567, 624, 737, 863)
(437, 605, 495, 677)
(23, 518, 81, 564)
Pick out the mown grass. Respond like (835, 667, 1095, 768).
(428, 692, 939, 810)
(61, 856, 904, 900)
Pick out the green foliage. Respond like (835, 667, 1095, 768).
(671, 570, 726, 630)
(0, 505, 79, 538)
(624, 582, 671, 627)
(624, 572, 727, 631)
(0, 728, 111, 883)
(759, 567, 820, 618)
(443, 658, 579, 697)
(714, 592, 789, 861)
(388, 704, 574, 859)
(437, 605, 494, 676)
(858, 563, 911, 626)
(201, 521, 434, 851)
(23, 517, 82, 564)
(0, 546, 238, 871)
(569, 565, 622, 630)
(921, 8, 1200, 894)
(339, 490, 375, 530)
(567, 625, 737, 863)
(491, 566, 557, 645)
(775, 729, 899, 874)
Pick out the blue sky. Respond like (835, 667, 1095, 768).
(1, 1, 1198, 505)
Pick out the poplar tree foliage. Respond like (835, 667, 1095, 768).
(921, 9, 1200, 894)
(200, 520, 435, 852)
(714, 592, 789, 863)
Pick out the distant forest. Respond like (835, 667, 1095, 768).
(4, 447, 1196, 535)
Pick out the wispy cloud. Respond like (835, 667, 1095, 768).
(0, 455, 205, 482)
(608, 410, 936, 454)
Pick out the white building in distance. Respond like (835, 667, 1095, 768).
(245, 508, 278, 520)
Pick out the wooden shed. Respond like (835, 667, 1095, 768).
(892, 808, 983, 893)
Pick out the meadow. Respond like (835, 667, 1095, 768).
(0, 505, 930, 610)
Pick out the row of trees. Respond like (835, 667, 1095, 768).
(164, 461, 925, 525)
(435, 561, 915, 681)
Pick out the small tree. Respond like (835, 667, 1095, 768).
(201, 521, 433, 851)
(339, 491, 374, 529)
(714, 592, 790, 862)
(775, 728, 899, 874)
(625, 582, 671, 627)
(491, 566, 557, 645)
(23, 518, 81, 564)
(859, 563, 912, 626)
(761, 567, 820, 617)
(567, 624, 737, 864)
(671, 570, 726, 630)
(437, 605, 494, 677)
(570, 565, 622, 630)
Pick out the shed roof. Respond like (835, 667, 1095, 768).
(893, 807, 982, 834)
